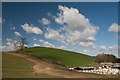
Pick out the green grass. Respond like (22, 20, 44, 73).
(2, 52, 34, 78)
(24, 47, 95, 67)
(2, 50, 116, 78)
(2, 52, 61, 78)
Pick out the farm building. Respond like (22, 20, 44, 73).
(74, 67, 96, 70)
(100, 62, 113, 66)
(112, 63, 120, 69)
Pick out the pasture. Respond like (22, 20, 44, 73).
(2, 52, 61, 78)
(24, 47, 95, 67)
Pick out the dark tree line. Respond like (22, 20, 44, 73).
(95, 53, 117, 63)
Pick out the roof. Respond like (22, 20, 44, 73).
(100, 62, 113, 65)
(79, 67, 96, 69)
(112, 63, 120, 67)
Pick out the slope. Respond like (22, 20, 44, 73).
(2, 52, 61, 78)
(24, 47, 95, 67)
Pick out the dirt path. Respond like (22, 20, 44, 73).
(11, 53, 102, 78)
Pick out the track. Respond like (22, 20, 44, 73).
(11, 53, 101, 78)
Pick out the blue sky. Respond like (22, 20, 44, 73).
(1, 2, 119, 57)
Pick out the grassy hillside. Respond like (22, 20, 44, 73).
(2, 53, 60, 78)
(24, 47, 95, 67)
(3, 52, 34, 78)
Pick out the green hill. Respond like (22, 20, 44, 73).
(24, 47, 95, 67)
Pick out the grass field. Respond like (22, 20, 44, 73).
(24, 47, 95, 67)
(2, 49, 116, 78)
(2, 53, 61, 78)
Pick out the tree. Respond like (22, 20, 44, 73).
(95, 53, 117, 63)
(95, 53, 105, 63)
(18, 38, 28, 51)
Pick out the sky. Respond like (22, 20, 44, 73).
(1, 2, 119, 57)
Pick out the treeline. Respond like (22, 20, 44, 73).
(95, 53, 119, 63)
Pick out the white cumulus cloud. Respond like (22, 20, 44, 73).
(39, 18, 50, 25)
(99, 46, 107, 51)
(57, 45, 65, 49)
(45, 28, 64, 42)
(108, 23, 120, 32)
(21, 23, 42, 34)
(39, 39, 54, 48)
(79, 42, 96, 49)
(3, 38, 17, 52)
(33, 44, 40, 47)
(98, 45, 118, 57)
(55, 5, 98, 44)
(14, 31, 22, 36)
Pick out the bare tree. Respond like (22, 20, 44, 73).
(18, 38, 28, 51)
